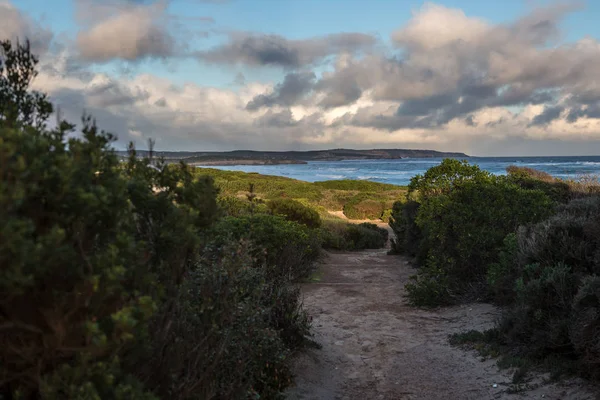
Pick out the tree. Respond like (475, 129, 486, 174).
(0, 39, 53, 129)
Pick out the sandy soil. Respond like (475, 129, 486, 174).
(285, 222, 598, 400)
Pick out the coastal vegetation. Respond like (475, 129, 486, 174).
(0, 39, 391, 399)
(390, 158, 600, 381)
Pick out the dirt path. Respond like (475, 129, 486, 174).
(285, 231, 597, 399)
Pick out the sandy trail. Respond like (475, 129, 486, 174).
(285, 222, 597, 400)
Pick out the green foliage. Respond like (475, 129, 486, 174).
(408, 158, 491, 199)
(208, 214, 321, 281)
(486, 233, 519, 304)
(132, 242, 295, 399)
(397, 159, 555, 307)
(314, 179, 403, 192)
(506, 165, 572, 203)
(320, 221, 388, 251)
(0, 116, 165, 398)
(195, 168, 324, 202)
(343, 193, 386, 220)
(388, 200, 422, 257)
(267, 198, 322, 228)
(195, 167, 406, 218)
(0, 39, 53, 129)
(410, 177, 553, 305)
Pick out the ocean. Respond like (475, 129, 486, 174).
(198, 156, 600, 186)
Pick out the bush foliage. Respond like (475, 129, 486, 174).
(493, 196, 600, 377)
(267, 198, 322, 228)
(320, 220, 388, 251)
(391, 159, 555, 306)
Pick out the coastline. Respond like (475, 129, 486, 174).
(189, 159, 307, 166)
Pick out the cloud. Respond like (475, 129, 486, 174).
(7, 0, 600, 155)
(198, 32, 376, 68)
(0, 1, 53, 54)
(246, 71, 316, 110)
(75, 1, 179, 62)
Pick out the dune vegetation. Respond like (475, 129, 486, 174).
(390, 158, 600, 381)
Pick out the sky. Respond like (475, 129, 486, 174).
(3, 0, 600, 156)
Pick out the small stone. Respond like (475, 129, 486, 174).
(492, 384, 498, 388)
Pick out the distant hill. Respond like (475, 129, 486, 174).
(116, 148, 469, 165)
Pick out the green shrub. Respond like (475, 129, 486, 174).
(314, 179, 402, 192)
(267, 198, 322, 228)
(506, 165, 572, 203)
(408, 158, 491, 199)
(133, 241, 293, 399)
(486, 233, 519, 304)
(344, 223, 388, 250)
(218, 196, 253, 216)
(320, 221, 388, 251)
(388, 200, 422, 257)
(407, 172, 554, 305)
(208, 214, 321, 281)
(343, 193, 389, 220)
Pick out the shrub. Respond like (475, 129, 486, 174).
(320, 221, 388, 251)
(133, 242, 296, 399)
(388, 200, 422, 257)
(208, 214, 321, 281)
(496, 195, 600, 376)
(314, 179, 402, 192)
(408, 158, 491, 199)
(407, 176, 554, 306)
(267, 198, 322, 228)
(343, 193, 388, 220)
(506, 165, 571, 203)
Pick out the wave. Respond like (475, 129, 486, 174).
(315, 174, 345, 179)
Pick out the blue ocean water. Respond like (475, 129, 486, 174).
(199, 156, 600, 186)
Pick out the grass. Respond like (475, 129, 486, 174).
(194, 167, 407, 220)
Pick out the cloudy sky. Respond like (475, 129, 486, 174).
(4, 0, 600, 155)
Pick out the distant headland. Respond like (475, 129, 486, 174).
(116, 148, 470, 166)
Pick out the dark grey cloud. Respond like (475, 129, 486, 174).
(254, 109, 298, 128)
(87, 80, 150, 107)
(198, 32, 376, 68)
(246, 71, 315, 110)
(529, 105, 564, 126)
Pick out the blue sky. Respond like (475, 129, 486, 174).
(5, 0, 600, 155)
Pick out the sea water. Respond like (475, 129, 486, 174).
(198, 156, 600, 186)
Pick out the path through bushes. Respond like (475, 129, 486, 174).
(285, 229, 597, 399)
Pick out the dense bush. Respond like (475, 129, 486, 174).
(506, 165, 572, 203)
(267, 198, 322, 228)
(494, 196, 600, 376)
(320, 221, 388, 251)
(208, 214, 321, 281)
(388, 200, 422, 258)
(343, 193, 393, 220)
(133, 242, 294, 399)
(394, 159, 555, 306)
